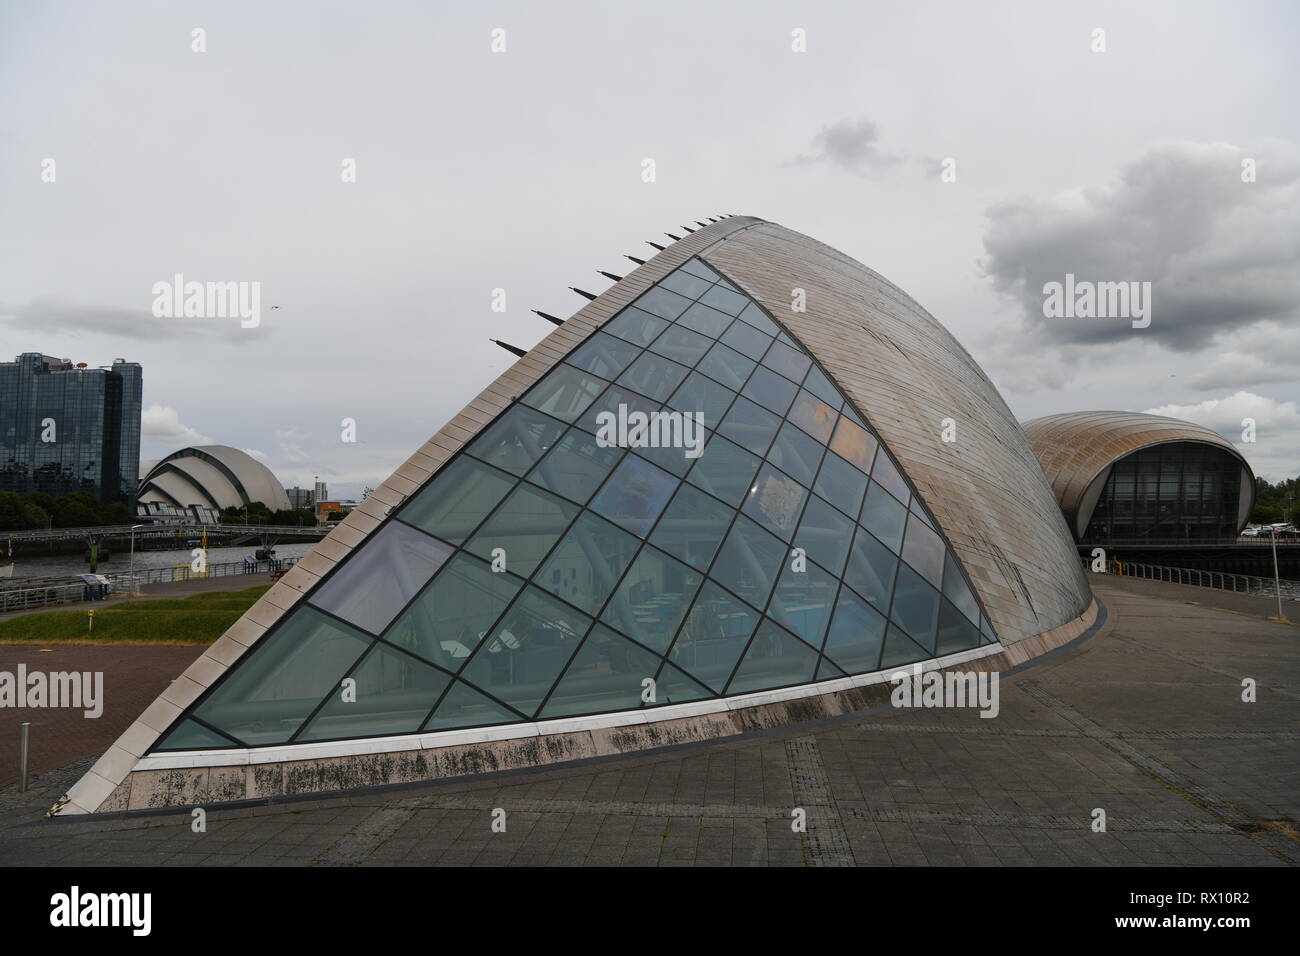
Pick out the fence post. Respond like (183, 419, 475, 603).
(19, 722, 30, 793)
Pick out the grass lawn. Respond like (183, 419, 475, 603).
(0, 586, 270, 645)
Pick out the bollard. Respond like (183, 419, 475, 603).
(19, 722, 30, 793)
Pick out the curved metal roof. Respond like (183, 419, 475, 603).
(1022, 411, 1256, 538)
(703, 222, 1091, 645)
(138, 445, 291, 512)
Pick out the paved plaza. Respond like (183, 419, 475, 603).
(1, 576, 1296, 866)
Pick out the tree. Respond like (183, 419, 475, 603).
(0, 491, 50, 531)
(1252, 475, 1299, 525)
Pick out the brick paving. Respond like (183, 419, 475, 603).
(0, 576, 1296, 866)
(0, 645, 204, 788)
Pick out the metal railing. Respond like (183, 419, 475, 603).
(1, 522, 330, 543)
(1088, 557, 1300, 602)
(0, 556, 298, 614)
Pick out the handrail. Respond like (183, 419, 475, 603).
(1, 522, 330, 542)
(1085, 556, 1299, 603)
(0, 557, 298, 614)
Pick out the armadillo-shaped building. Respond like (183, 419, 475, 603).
(60, 217, 1096, 814)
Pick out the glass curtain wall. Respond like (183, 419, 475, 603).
(155, 258, 996, 751)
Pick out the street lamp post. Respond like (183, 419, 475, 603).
(1270, 527, 1285, 621)
(129, 524, 143, 591)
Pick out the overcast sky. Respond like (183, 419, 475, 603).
(2, 0, 1297, 497)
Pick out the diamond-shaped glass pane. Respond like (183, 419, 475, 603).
(536, 511, 640, 615)
(726, 621, 819, 695)
(600, 545, 703, 652)
(309, 522, 453, 636)
(589, 455, 677, 537)
(465, 403, 565, 477)
(711, 514, 786, 609)
(297, 642, 451, 742)
(459, 586, 591, 716)
(767, 560, 839, 649)
(686, 434, 761, 507)
(522, 364, 607, 423)
(742, 464, 807, 541)
(538, 625, 662, 718)
(466, 483, 578, 578)
(526, 427, 625, 505)
(193, 607, 371, 746)
(566, 331, 640, 379)
(385, 553, 523, 672)
(823, 587, 887, 675)
(650, 483, 733, 571)
(604, 306, 669, 346)
(667, 582, 758, 692)
(399, 456, 515, 544)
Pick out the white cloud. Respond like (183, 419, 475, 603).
(1143, 391, 1300, 482)
(1187, 321, 1300, 390)
(141, 404, 211, 446)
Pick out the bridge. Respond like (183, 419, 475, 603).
(1, 522, 334, 547)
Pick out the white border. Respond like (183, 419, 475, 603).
(133, 643, 1003, 771)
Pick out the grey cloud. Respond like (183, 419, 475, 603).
(791, 119, 903, 175)
(1, 296, 270, 343)
(980, 141, 1300, 352)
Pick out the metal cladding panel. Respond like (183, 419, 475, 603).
(701, 222, 1091, 645)
(1022, 411, 1256, 534)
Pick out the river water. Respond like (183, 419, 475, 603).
(4, 542, 318, 581)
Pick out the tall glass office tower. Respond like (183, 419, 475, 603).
(0, 352, 143, 508)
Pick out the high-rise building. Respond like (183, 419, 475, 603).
(286, 486, 314, 510)
(314, 479, 328, 504)
(0, 353, 143, 509)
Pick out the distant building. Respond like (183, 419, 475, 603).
(285, 486, 314, 510)
(1024, 412, 1256, 543)
(0, 352, 143, 509)
(314, 499, 358, 523)
(138, 445, 291, 514)
(314, 479, 328, 504)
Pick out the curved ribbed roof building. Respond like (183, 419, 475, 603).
(1023, 411, 1255, 543)
(138, 445, 291, 513)
(60, 216, 1096, 815)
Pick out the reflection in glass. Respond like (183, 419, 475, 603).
(385, 553, 522, 672)
(589, 455, 677, 536)
(727, 621, 819, 694)
(466, 483, 578, 578)
(399, 457, 515, 544)
(535, 511, 640, 614)
(309, 521, 453, 636)
(711, 514, 786, 609)
(600, 545, 702, 652)
(459, 587, 591, 715)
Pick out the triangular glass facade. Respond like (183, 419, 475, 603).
(153, 257, 995, 752)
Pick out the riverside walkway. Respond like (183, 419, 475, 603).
(0, 575, 1295, 866)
